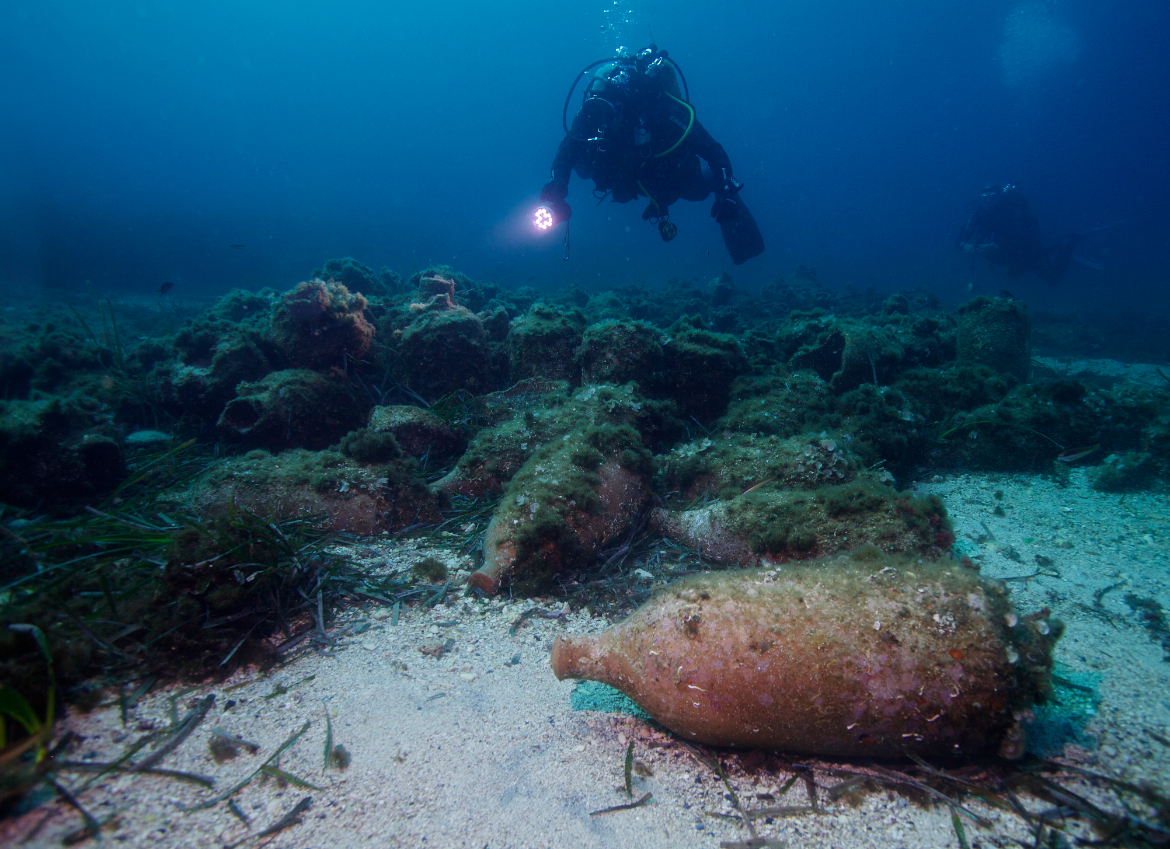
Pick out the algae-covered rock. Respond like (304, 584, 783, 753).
(0, 397, 124, 509)
(783, 312, 846, 381)
(271, 279, 375, 371)
(717, 368, 834, 438)
(1143, 412, 1170, 464)
(431, 379, 573, 498)
(337, 428, 403, 464)
(416, 273, 456, 304)
(507, 303, 586, 384)
(893, 363, 1018, 427)
(829, 324, 906, 393)
(172, 448, 439, 535)
(217, 369, 366, 450)
(647, 279, 708, 326)
(658, 432, 860, 501)
(929, 378, 1131, 471)
(367, 404, 460, 460)
(311, 257, 380, 295)
(1088, 452, 1157, 492)
(652, 478, 951, 567)
(160, 319, 276, 421)
(708, 271, 736, 307)
(584, 291, 628, 324)
(957, 296, 1031, 381)
(397, 298, 490, 401)
(663, 322, 748, 421)
(468, 423, 652, 595)
(717, 367, 923, 475)
(434, 381, 678, 499)
(551, 551, 1060, 758)
(204, 288, 276, 324)
(833, 383, 926, 474)
(576, 320, 666, 389)
(406, 266, 503, 313)
(780, 310, 956, 395)
(0, 321, 104, 398)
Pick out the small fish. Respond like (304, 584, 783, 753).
(1057, 444, 1100, 463)
(741, 477, 773, 496)
(158, 281, 174, 295)
(527, 275, 536, 281)
(228, 243, 246, 249)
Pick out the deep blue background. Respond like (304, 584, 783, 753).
(2, 1, 1167, 317)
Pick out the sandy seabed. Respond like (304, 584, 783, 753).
(3, 466, 1169, 849)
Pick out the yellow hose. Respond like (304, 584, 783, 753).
(654, 92, 695, 158)
(638, 92, 696, 213)
(636, 179, 660, 212)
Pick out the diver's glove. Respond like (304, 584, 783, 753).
(541, 180, 568, 203)
(541, 180, 572, 223)
(710, 172, 743, 224)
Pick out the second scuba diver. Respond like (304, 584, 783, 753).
(536, 45, 765, 265)
(957, 184, 1082, 286)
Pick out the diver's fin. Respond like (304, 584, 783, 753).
(720, 196, 764, 265)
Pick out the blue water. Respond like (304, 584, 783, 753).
(2, 1, 1167, 316)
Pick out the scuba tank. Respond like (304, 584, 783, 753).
(562, 44, 690, 141)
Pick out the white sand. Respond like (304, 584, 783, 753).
(4, 466, 1169, 849)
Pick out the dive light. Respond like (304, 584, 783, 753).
(533, 205, 556, 231)
(534, 200, 571, 231)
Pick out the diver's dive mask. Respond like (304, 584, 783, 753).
(577, 94, 616, 140)
(578, 61, 634, 138)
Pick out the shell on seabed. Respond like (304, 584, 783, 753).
(551, 552, 1059, 759)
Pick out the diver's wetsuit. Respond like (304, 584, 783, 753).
(958, 185, 1077, 285)
(542, 49, 764, 265)
(549, 100, 732, 210)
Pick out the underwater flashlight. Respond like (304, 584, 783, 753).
(534, 201, 570, 231)
(658, 219, 677, 242)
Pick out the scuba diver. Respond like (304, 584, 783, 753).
(957, 184, 1080, 286)
(535, 45, 764, 265)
